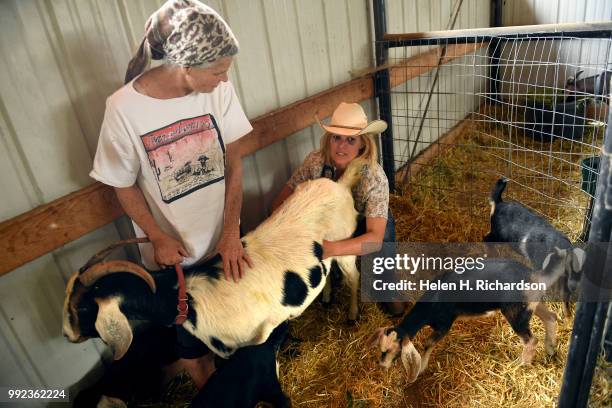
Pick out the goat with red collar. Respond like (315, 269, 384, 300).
(63, 160, 364, 394)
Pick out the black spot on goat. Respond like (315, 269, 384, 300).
(210, 336, 233, 356)
(313, 241, 323, 262)
(308, 265, 322, 288)
(282, 271, 308, 306)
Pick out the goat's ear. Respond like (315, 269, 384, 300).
(400, 337, 421, 383)
(94, 297, 133, 360)
(571, 248, 586, 272)
(367, 327, 387, 348)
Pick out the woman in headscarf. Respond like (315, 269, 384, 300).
(90, 0, 252, 387)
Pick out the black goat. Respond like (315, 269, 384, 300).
(484, 178, 586, 315)
(74, 321, 291, 408)
(369, 252, 568, 383)
(192, 322, 290, 408)
(73, 325, 180, 408)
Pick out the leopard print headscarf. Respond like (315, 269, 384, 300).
(124, 0, 239, 84)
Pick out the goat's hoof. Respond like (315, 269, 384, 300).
(545, 343, 556, 356)
(346, 318, 358, 326)
(347, 309, 360, 323)
(321, 301, 332, 310)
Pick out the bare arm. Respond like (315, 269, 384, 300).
(215, 140, 253, 282)
(322, 216, 387, 258)
(114, 185, 188, 266)
(271, 184, 294, 212)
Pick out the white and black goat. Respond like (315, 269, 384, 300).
(369, 251, 568, 383)
(483, 178, 586, 315)
(63, 160, 364, 362)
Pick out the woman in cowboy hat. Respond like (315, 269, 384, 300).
(272, 102, 405, 316)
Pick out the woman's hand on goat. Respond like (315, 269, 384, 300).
(150, 232, 190, 267)
(217, 230, 253, 282)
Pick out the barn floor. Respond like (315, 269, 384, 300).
(140, 106, 610, 407)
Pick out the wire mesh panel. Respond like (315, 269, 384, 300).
(381, 33, 611, 242)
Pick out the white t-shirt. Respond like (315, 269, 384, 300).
(90, 79, 252, 269)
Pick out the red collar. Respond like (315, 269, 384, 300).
(174, 264, 188, 325)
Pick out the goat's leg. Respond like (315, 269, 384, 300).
(419, 325, 451, 375)
(501, 304, 537, 365)
(321, 278, 332, 306)
(336, 256, 360, 322)
(321, 259, 339, 307)
(534, 302, 557, 355)
(562, 302, 571, 318)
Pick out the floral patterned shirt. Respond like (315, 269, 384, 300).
(287, 150, 389, 219)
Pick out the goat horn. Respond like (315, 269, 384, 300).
(80, 238, 150, 273)
(79, 260, 156, 293)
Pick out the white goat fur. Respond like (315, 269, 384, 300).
(186, 172, 360, 356)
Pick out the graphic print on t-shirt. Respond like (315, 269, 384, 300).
(141, 114, 225, 203)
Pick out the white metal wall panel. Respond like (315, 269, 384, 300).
(500, 0, 612, 99)
(387, 0, 491, 169)
(503, 0, 612, 25)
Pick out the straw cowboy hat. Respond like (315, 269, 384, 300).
(316, 102, 388, 136)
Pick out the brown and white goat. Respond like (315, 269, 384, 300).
(369, 250, 569, 383)
(63, 160, 365, 361)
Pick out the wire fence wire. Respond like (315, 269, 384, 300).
(381, 33, 611, 241)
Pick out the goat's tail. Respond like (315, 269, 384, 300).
(490, 178, 508, 205)
(338, 158, 368, 189)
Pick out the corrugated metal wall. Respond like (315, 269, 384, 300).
(386, 0, 491, 171)
(1, 0, 605, 400)
(503, 0, 612, 25)
(500, 0, 612, 109)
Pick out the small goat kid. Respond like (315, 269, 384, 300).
(484, 178, 586, 315)
(369, 251, 569, 383)
(63, 160, 365, 361)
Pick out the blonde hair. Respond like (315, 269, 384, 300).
(319, 132, 378, 168)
